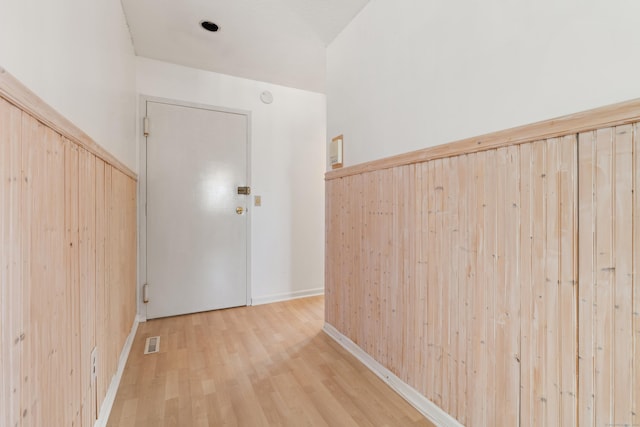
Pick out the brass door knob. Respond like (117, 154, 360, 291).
(236, 207, 244, 215)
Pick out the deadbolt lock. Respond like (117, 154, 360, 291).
(237, 186, 251, 195)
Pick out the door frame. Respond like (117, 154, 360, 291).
(137, 95, 252, 319)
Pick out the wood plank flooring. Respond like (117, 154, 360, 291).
(107, 296, 434, 427)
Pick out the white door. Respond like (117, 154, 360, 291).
(145, 100, 249, 319)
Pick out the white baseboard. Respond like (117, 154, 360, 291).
(94, 317, 140, 427)
(323, 323, 463, 427)
(251, 287, 324, 306)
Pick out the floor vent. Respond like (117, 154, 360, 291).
(144, 336, 160, 354)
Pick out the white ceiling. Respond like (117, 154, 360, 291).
(121, 0, 370, 93)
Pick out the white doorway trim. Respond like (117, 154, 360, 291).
(137, 95, 252, 320)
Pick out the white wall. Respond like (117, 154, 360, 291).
(0, 0, 137, 171)
(136, 57, 326, 306)
(327, 0, 640, 168)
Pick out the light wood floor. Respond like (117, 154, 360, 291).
(107, 296, 434, 427)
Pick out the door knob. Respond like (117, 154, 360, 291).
(236, 207, 244, 215)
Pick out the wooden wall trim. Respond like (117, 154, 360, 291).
(326, 98, 640, 180)
(0, 66, 137, 180)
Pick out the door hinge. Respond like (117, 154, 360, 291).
(143, 117, 150, 137)
(143, 283, 150, 303)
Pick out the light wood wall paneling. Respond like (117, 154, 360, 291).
(379, 168, 393, 368)
(1, 97, 22, 427)
(495, 145, 521, 426)
(425, 159, 437, 404)
(437, 157, 449, 413)
(612, 125, 633, 426)
(409, 163, 421, 390)
(21, 113, 67, 426)
(577, 129, 596, 426)
(519, 141, 534, 426)
(125, 172, 137, 344)
(65, 138, 82, 426)
(79, 148, 97, 426)
(462, 152, 478, 426)
(104, 164, 117, 394)
(416, 162, 429, 400)
(596, 127, 615, 426)
(484, 149, 498, 427)
(633, 123, 640, 427)
(1, 72, 137, 427)
(546, 138, 560, 426)
(470, 150, 487, 425)
(578, 124, 637, 426)
(325, 134, 585, 426)
(362, 171, 375, 359)
(324, 178, 335, 332)
(325, 103, 640, 426)
(95, 158, 109, 411)
(455, 154, 469, 425)
(447, 156, 460, 420)
(559, 135, 578, 426)
(108, 168, 137, 383)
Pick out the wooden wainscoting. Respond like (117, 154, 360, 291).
(325, 102, 640, 426)
(0, 70, 137, 426)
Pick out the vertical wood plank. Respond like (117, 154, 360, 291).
(439, 157, 451, 412)
(544, 137, 561, 426)
(64, 139, 81, 426)
(559, 134, 577, 426)
(425, 160, 437, 403)
(95, 158, 109, 410)
(612, 124, 633, 425)
(367, 174, 374, 359)
(428, 161, 442, 405)
(495, 147, 508, 426)
(495, 145, 521, 426)
(0, 97, 22, 427)
(390, 167, 400, 375)
(633, 123, 640, 427)
(578, 130, 596, 427)
(519, 141, 534, 426)
(531, 139, 547, 426)
(470, 150, 487, 425)
(595, 127, 614, 427)
(413, 163, 425, 396)
(419, 161, 430, 397)
(484, 149, 497, 427)
(446, 155, 460, 418)
(456, 154, 468, 425)
(404, 164, 418, 386)
(464, 152, 478, 426)
(79, 148, 97, 426)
